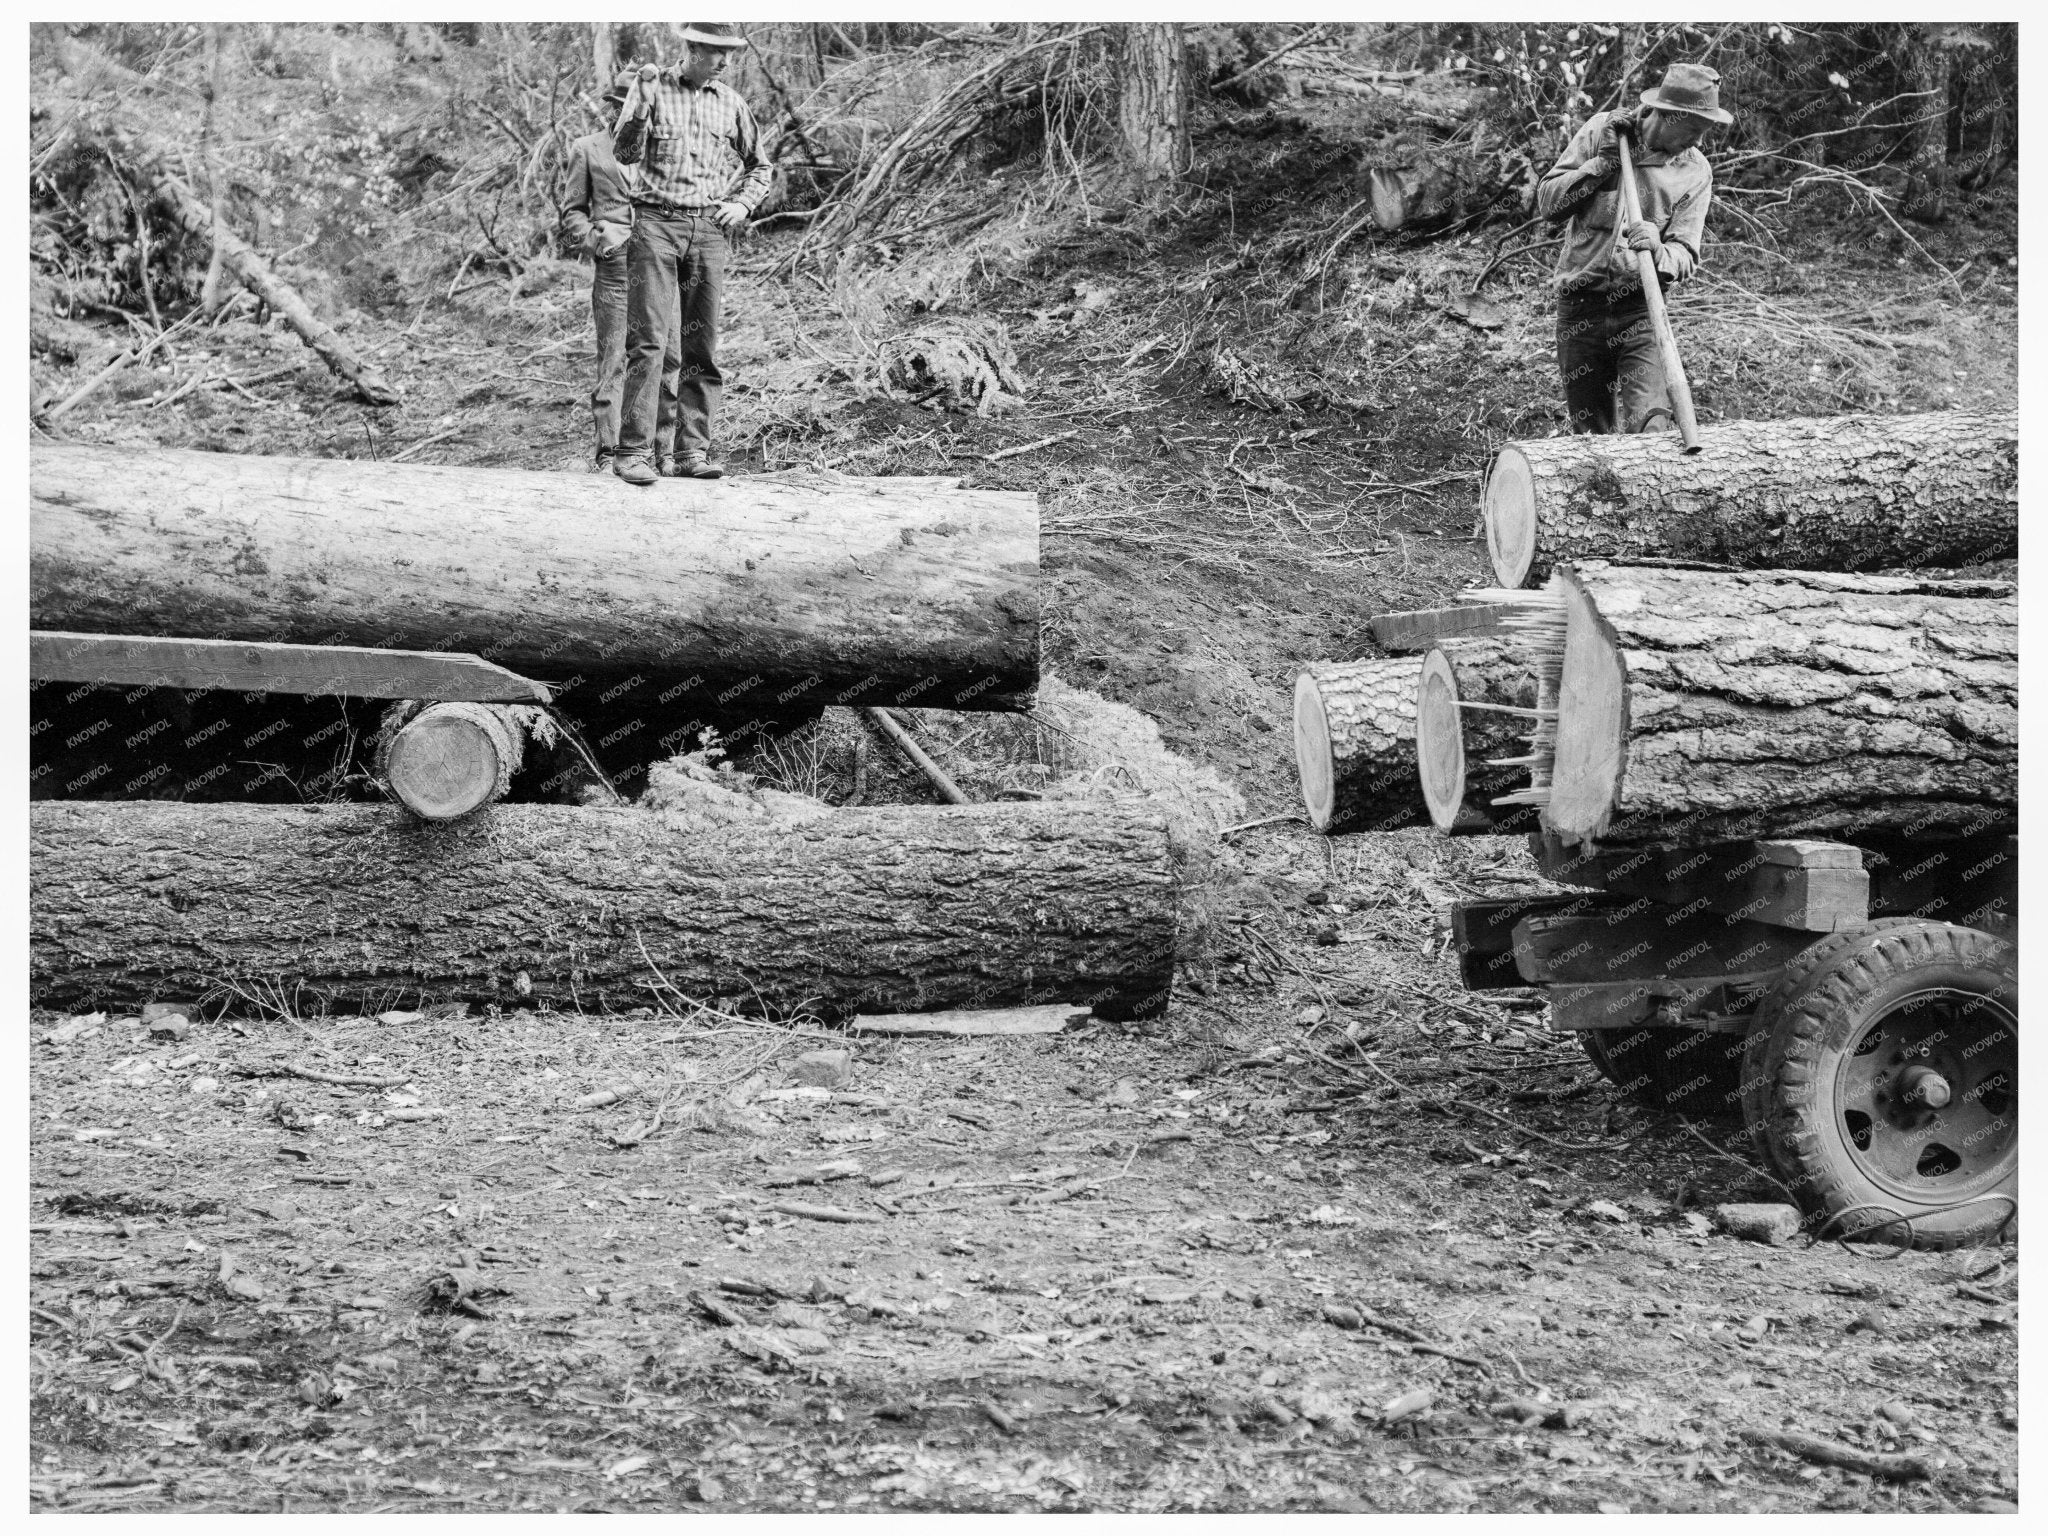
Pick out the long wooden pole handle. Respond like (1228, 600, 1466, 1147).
(1615, 134, 1702, 454)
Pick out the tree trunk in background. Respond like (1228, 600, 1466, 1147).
(29, 801, 1181, 1022)
(1116, 23, 1190, 187)
(592, 22, 617, 91)
(198, 24, 229, 315)
(1899, 27, 1953, 223)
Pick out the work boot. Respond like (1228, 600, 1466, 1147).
(591, 449, 616, 475)
(657, 454, 680, 478)
(613, 455, 658, 486)
(678, 451, 725, 480)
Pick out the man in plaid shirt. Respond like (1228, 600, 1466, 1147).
(610, 23, 775, 483)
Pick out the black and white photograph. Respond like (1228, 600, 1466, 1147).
(26, 17, 2019, 1514)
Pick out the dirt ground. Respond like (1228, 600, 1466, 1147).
(27, 817, 2020, 1513)
(29, 86, 2021, 1515)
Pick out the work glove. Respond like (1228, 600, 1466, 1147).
(710, 200, 749, 233)
(1593, 107, 1644, 163)
(1619, 218, 1662, 254)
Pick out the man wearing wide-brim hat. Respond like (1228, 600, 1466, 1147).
(610, 23, 774, 483)
(561, 75, 683, 476)
(1537, 62, 1733, 434)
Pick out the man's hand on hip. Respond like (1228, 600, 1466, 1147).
(711, 200, 749, 232)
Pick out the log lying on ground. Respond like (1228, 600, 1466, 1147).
(1293, 642, 1532, 834)
(1483, 411, 2017, 588)
(30, 801, 1177, 1020)
(31, 443, 1040, 711)
(1476, 565, 2016, 848)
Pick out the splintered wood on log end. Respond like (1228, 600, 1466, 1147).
(1292, 669, 1338, 831)
(1483, 445, 1538, 588)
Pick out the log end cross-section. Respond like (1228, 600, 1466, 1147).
(1545, 569, 1630, 847)
(1482, 445, 1540, 590)
(378, 703, 526, 821)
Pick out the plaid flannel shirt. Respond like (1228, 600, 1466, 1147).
(613, 74, 773, 217)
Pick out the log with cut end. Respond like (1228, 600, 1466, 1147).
(29, 801, 1177, 1020)
(1293, 642, 1533, 835)
(1411, 642, 1547, 836)
(30, 443, 1040, 711)
(375, 703, 529, 821)
(1483, 411, 2016, 589)
(1483, 565, 2016, 848)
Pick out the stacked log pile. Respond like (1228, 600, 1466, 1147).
(28, 443, 1200, 1021)
(1292, 641, 1537, 836)
(1432, 565, 2017, 849)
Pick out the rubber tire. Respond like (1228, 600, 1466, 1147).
(1744, 920, 2017, 1251)
(1738, 919, 1925, 1182)
(1579, 1029, 1620, 1084)
(1584, 1024, 1747, 1120)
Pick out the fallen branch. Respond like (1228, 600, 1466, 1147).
(768, 1200, 885, 1225)
(1350, 1305, 1492, 1372)
(38, 308, 206, 421)
(1738, 1427, 1932, 1482)
(688, 1289, 747, 1327)
(865, 708, 970, 804)
(275, 1063, 412, 1089)
(982, 429, 1080, 463)
(102, 129, 400, 405)
(1211, 24, 1336, 92)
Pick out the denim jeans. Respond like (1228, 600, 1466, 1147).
(591, 248, 680, 458)
(1556, 286, 1669, 435)
(619, 211, 727, 460)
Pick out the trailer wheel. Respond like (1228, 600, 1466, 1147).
(1737, 919, 1925, 1181)
(1743, 921, 2016, 1250)
(1581, 1025, 1746, 1119)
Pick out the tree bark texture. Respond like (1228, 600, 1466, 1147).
(30, 801, 1179, 1021)
(1116, 23, 1190, 185)
(1293, 642, 1530, 835)
(31, 444, 1041, 712)
(1483, 411, 2017, 589)
(1538, 565, 2016, 847)
(105, 131, 401, 405)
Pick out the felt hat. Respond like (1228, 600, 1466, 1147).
(1639, 62, 1733, 125)
(680, 23, 748, 50)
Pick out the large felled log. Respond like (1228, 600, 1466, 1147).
(29, 801, 1177, 1020)
(30, 443, 1040, 711)
(1483, 411, 2017, 588)
(1292, 641, 1531, 834)
(1481, 565, 2016, 848)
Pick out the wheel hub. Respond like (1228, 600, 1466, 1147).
(1897, 1063, 1952, 1110)
(1834, 986, 2017, 1202)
